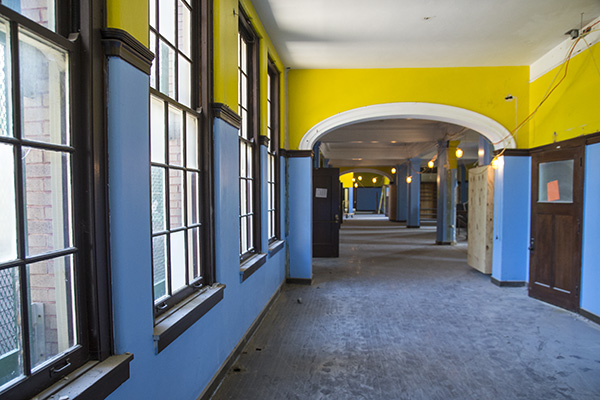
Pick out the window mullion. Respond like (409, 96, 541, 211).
(163, 101, 172, 298)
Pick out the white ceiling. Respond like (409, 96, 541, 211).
(253, 0, 600, 69)
(251, 0, 600, 169)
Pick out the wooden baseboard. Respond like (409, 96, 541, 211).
(197, 281, 284, 400)
(490, 277, 527, 287)
(286, 277, 312, 285)
(580, 309, 600, 325)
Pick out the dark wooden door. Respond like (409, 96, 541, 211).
(530, 142, 584, 311)
(313, 168, 340, 257)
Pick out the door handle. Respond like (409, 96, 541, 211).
(529, 237, 535, 251)
(334, 214, 339, 223)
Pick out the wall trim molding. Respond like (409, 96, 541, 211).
(298, 102, 516, 151)
(281, 149, 314, 158)
(580, 309, 600, 326)
(491, 277, 527, 287)
(101, 28, 154, 75)
(494, 131, 600, 157)
(212, 103, 242, 129)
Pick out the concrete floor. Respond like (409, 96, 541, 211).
(211, 216, 600, 400)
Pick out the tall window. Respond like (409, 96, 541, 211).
(0, 1, 108, 398)
(149, 0, 211, 316)
(266, 60, 280, 242)
(238, 10, 259, 260)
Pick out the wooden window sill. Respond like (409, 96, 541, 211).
(240, 253, 267, 282)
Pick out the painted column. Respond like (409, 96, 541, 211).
(581, 143, 600, 317)
(407, 158, 421, 228)
(260, 140, 269, 253)
(348, 187, 354, 215)
(478, 135, 493, 166)
(287, 154, 313, 282)
(491, 155, 531, 285)
(436, 142, 457, 244)
(396, 164, 408, 222)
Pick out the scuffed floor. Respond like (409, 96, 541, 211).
(211, 216, 600, 400)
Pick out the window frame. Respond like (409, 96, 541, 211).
(266, 58, 280, 244)
(148, 0, 215, 319)
(0, 1, 116, 398)
(238, 8, 260, 262)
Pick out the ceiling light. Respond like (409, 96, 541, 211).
(352, 177, 356, 182)
(491, 158, 500, 169)
(372, 177, 377, 183)
(428, 160, 434, 169)
(391, 167, 396, 174)
(455, 148, 463, 158)
(354, 183, 358, 188)
(358, 176, 363, 181)
(406, 176, 412, 184)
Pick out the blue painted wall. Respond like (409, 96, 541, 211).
(105, 58, 286, 400)
(581, 143, 600, 317)
(492, 156, 531, 283)
(287, 157, 312, 279)
(356, 187, 381, 211)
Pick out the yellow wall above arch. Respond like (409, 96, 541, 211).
(288, 66, 530, 150)
(107, 0, 148, 46)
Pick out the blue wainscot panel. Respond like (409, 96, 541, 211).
(581, 143, 600, 319)
(287, 156, 312, 280)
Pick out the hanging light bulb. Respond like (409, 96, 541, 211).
(372, 177, 377, 183)
(428, 160, 434, 169)
(354, 182, 358, 188)
(491, 157, 500, 169)
(352, 177, 356, 182)
(358, 176, 363, 181)
(455, 148, 463, 158)
(406, 176, 412, 184)
(391, 167, 396, 174)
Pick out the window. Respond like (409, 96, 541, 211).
(266, 60, 280, 243)
(238, 9, 260, 260)
(0, 1, 116, 398)
(149, 0, 213, 317)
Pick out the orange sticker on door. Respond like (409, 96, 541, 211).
(547, 180, 560, 202)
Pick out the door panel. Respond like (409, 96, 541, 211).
(313, 168, 341, 257)
(529, 143, 583, 311)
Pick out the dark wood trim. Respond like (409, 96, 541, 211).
(240, 253, 268, 282)
(585, 131, 600, 145)
(286, 277, 313, 285)
(580, 309, 600, 325)
(259, 135, 270, 147)
(101, 28, 154, 75)
(281, 149, 314, 158)
(491, 277, 527, 287)
(493, 132, 600, 156)
(154, 284, 226, 353)
(198, 282, 284, 400)
(268, 240, 285, 257)
(212, 102, 242, 130)
(496, 148, 531, 157)
(530, 136, 586, 154)
(406, 225, 421, 229)
(33, 354, 133, 400)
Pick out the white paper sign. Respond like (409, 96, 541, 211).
(315, 188, 328, 198)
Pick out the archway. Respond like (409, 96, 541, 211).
(299, 102, 516, 151)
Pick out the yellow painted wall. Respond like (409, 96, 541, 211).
(529, 41, 600, 148)
(288, 67, 530, 150)
(339, 173, 354, 188)
(106, 0, 148, 46)
(213, 0, 286, 144)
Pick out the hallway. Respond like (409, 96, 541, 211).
(212, 216, 600, 400)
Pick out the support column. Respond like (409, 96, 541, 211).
(436, 142, 457, 244)
(478, 136, 493, 166)
(395, 164, 408, 222)
(348, 187, 354, 215)
(459, 164, 468, 204)
(407, 158, 421, 228)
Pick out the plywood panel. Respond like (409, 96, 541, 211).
(467, 166, 494, 274)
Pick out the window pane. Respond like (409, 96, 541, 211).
(240, 179, 246, 215)
(159, 40, 175, 99)
(246, 215, 253, 250)
(538, 160, 574, 203)
(178, 56, 191, 107)
(240, 74, 247, 111)
(27, 255, 77, 371)
(240, 216, 247, 254)
(149, 31, 157, 89)
(177, 0, 191, 58)
(186, 114, 198, 169)
(0, 267, 23, 390)
(246, 145, 253, 178)
(0, 144, 17, 263)
(188, 228, 201, 280)
(239, 141, 246, 177)
(23, 148, 72, 257)
(158, 0, 176, 45)
(153, 235, 168, 301)
(187, 171, 199, 225)
(151, 167, 166, 232)
(0, 19, 12, 138)
(20, 30, 69, 146)
(168, 105, 183, 166)
(6, 0, 56, 31)
(150, 96, 165, 163)
(170, 230, 185, 293)
(149, 0, 156, 28)
(169, 169, 183, 228)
